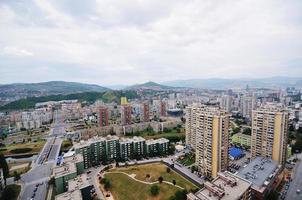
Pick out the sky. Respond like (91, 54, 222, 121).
(0, 0, 302, 86)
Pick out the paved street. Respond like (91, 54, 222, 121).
(285, 154, 302, 200)
(20, 111, 65, 200)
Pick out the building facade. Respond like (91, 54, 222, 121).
(99, 107, 109, 127)
(251, 104, 288, 165)
(186, 105, 230, 178)
(121, 104, 132, 125)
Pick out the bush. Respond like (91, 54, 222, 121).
(10, 148, 32, 154)
(150, 185, 160, 196)
(169, 189, 188, 200)
(158, 176, 163, 183)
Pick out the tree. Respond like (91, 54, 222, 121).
(14, 171, 21, 181)
(169, 189, 188, 200)
(172, 180, 176, 185)
(1, 184, 20, 200)
(150, 185, 160, 196)
(168, 144, 176, 155)
(166, 167, 171, 173)
(104, 180, 111, 190)
(0, 153, 9, 185)
(158, 176, 163, 183)
(146, 174, 150, 179)
(243, 127, 251, 135)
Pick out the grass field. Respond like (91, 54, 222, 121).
(104, 173, 180, 200)
(110, 163, 197, 191)
(0, 140, 46, 155)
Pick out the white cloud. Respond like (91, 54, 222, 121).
(2, 46, 34, 57)
(0, 0, 301, 85)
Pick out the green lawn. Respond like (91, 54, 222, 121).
(110, 163, 197, 191)
(0, 140, 46, 155)
(104, 173, 180, 200)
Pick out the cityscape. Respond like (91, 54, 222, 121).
(1, 1, 302, 200)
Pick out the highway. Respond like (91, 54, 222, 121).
(20, 111, 65, 200)
(285, 153, 302, 200)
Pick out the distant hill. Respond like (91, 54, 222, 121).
(0, 90, 140, 111)
(0, 81, 110, 99)
(126, 81, 175, 90)
(162, 77, 302, 89)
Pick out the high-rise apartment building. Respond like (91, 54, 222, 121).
(142, 102, 150, 122)
(121, 97, 128, 105)
(251, 104, 288, 165)
(160, 101, 167, 117)
(99, 106, 109, 127)
(186, 105, 230, 178)
(121, 104, 132, 125)
(240, 95, 257, 119)
(220, 95, 233, 112)
(185, 106, 197, 149)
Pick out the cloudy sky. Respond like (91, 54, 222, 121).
(0, 0, 301, 85)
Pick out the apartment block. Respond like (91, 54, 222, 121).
(251, 105, 288, 165)
(186, 105, 230, 178)
(145, 138, 169, 156)
(187, 171, 251, 200)
(74, 135, 166, 167)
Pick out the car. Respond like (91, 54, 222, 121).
(297, 189, 301, 193)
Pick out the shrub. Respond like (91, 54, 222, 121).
(150, 185, 160, 196)
(10, 148, 32, 154)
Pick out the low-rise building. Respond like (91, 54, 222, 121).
(237, 157, 282, 200)
(187, 171, 251, 200)
(53, 154, 84, 194)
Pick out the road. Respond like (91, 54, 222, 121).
(20, 111, 65, 200)
(285, 153, 302, 200)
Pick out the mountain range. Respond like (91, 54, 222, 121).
(1, 77, 301, 101)
(125, 81, 175, 90)
(162, 77, 302, 89)
(0, 81, 110, 99)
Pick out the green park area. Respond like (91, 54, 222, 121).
(104, 173, 180, 200)
(0, 140, 46, 155)
(110, 163, 197, 191)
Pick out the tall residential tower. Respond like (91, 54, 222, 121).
(186, 105, 230, 178)
(251, 104, 288, 165)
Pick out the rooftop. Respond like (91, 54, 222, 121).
(146, 138, 169, 145)
(63, 153, 83, 163)
(188, 172, 251, 200)
(237, 157, 280, 192)
(68, 173, 92, 191)
(55, 189, 82, 200)
(53, 162, 76, 178)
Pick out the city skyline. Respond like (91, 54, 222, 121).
(1, 0, 302, 85)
